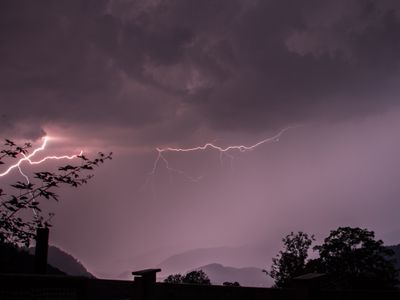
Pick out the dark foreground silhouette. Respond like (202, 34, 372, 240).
(2, 269, 400, 300)
(1, 227, 400, 299)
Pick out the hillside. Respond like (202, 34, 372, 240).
(29, 245, 93, 277)
(48, 246, 93, 277)
(157, 243, 276, 276)
(0, 242, 64, 275)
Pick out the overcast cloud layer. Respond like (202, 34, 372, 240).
(2, 0, 400, 278)
(2, 0, 400, 142)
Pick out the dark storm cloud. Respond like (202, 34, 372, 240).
(189, 0, 400, 130)
(1, 0, 400, 140)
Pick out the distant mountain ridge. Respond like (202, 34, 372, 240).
(154, 244, 275, 287)
(29, 245, 93, 277)
(157, 246, 237, 275)
(197, 263, 272, 287)
(47, 246, 93, 277)
(0, 242, 64, 275)
(157, 243, 276, 276)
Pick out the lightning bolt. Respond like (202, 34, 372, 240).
(16, 164, 39, 216)
(1, 136, 82, 215)
(148, 126, 299, 184)
(0, 136, 82, 177)
(0, 136, 82, 216)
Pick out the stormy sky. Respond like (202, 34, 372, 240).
(2, 0, 400, 278)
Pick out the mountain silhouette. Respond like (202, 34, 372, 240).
(29, 245, 93, 277)
(157, 243, 276, 276)
(0, 242, 64, 274)
(196, 263, 272, 287)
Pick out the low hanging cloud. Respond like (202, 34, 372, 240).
(1, 0, 400, 142)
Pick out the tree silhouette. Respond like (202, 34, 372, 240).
(0, 139, 112, 246)
(164, 270, 211, 285)
(164, 273, 184, 284)
(265, 231, 314, 288)
(268, 227, 399, 290)
(312, 227, 399, 289)
(223, 281, 240, 286)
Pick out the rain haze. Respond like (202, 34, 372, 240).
(1, 0, 400, 280)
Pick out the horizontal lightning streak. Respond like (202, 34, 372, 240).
(156, 126, 295, 154)
(149, 126, 299, 183)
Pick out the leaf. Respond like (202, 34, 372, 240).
(11, 182, 33, 190)
(77, 154, 88, 161)
(81, 165, 93, 170)
(5, 139, 16, 146)
(58, 165, 76, 171)
(8, 196, 19, 205)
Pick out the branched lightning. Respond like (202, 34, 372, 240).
(16, 164, 38, 215)
(0, 136, 82, 216)
(149, 126, 298, 183)
(0, 136, 82, 177)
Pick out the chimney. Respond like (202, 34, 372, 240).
(34, 227, 49, 274)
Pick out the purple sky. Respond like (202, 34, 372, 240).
(2, 0, 400, 277)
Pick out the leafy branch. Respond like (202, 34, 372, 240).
(0, 139, 112, 246)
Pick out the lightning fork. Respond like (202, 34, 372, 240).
(149, 125, 299, 183)
(0, 136, 82, 177)
(0, 136, 83, 216)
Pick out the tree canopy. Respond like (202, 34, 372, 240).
(164, 270, 211, 285)
(265, 231, 314, 288)
(313, 227, 398, 289)
(267, 227, 399, 289)
(164, 273, 184, 284)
